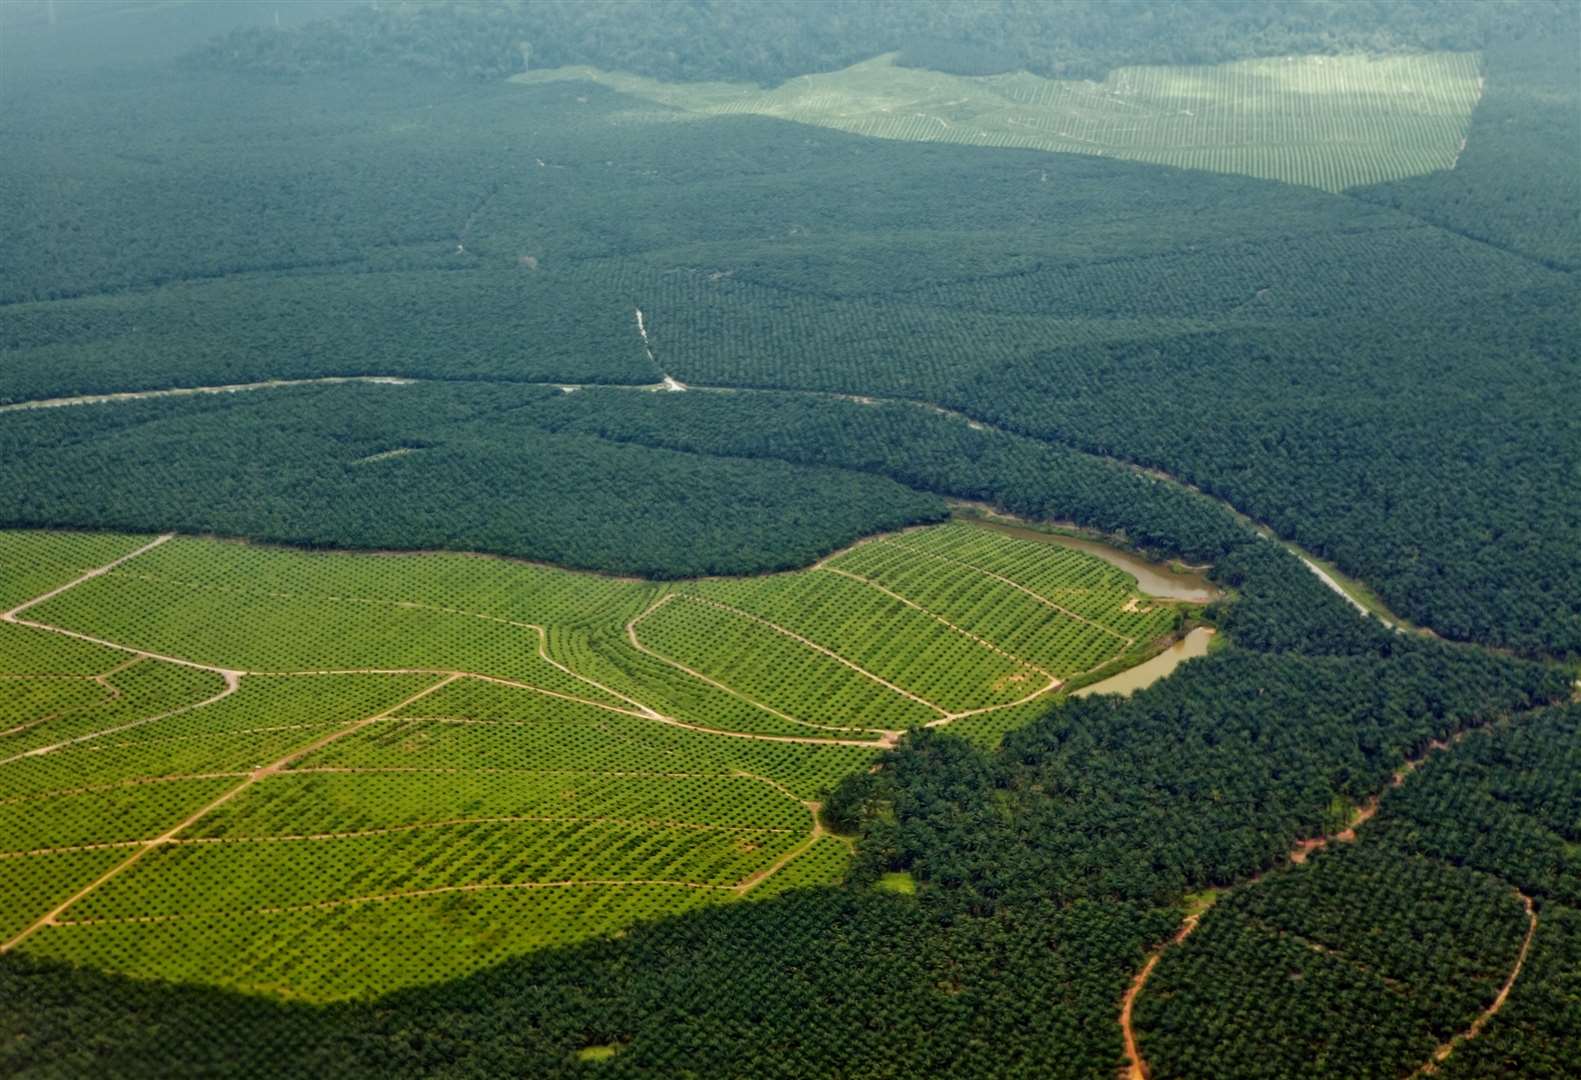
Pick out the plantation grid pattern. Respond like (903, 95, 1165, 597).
(0, 522, 1180, 999)
(518, 50, 1483, 192)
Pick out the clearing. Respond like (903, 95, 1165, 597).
(516, 50, 1483, 192)
(0, 521, 1184, 999)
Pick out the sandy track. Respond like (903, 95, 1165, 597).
(0, 377, 412, 414)
(1118, 727, 1505, 1079)
(1, 540, 245, 765)
(0, 657, 143, 739)
(1288, 736, 1457, 865)
(0, 678, 114, 738)
(1120, 914, 1203, 1080)
(920, 672, 1063, 728)
(2, 534, 175, 621)
(0, 677, 240, 768)
(1409, 889, 1539, 1077)
(735, 823, 824, 895)
(731, 769, 827, 896)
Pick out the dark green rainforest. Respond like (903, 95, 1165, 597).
(2, 1, 1577, 1076)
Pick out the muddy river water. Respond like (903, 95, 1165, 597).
(1074, 627, 1217, 698)
(963, 518, 1220, 603)
(957, 515, 1222, 698)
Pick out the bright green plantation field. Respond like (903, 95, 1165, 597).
(518, 50, 1483, 192)
(0, 521, 1181, 999)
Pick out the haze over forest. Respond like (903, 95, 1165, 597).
(0, 2, 1578, 1077)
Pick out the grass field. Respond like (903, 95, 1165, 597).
(517, 50, 1482, 192)
(0, 521, 1183, 999)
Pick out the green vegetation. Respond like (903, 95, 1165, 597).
(1, 564, 1565, 1076)
(1136, 704, 1581, 1078)
(3, 36, 1574, 652)
(1357, 36, 1581, 267)
(876, 871, 916, 895)
(0, 384, 948, 580)
(840, 654, 1562, 912)
(520, 50, 1483, 192)
(1436, 906, 1581, 1080)
(1138, 846, 1532, 1077)
(0, 531, 151, 610)
(1181, 890, 1220, 920)
(0, 520, 1182, 998)
(1, 2, 1577, 1075)
(185, 0, 1569, 85)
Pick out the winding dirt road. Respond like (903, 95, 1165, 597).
(0, 372, 1426, 635)
(1120, 913, 1203, 1080)
(1409, 889, 1539, 1077)
(1118, 727, 1540, 1080)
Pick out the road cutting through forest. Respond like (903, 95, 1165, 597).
(1118, 723, 1544, 1080)
(0, 372, 1426, 642)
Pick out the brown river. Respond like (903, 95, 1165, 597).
(1074, 627, 1217, 698)
(962, 518, 1220, 603)
(958, 514, 1221, 698)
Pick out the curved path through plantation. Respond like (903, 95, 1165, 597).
(0, 542, 849, 953)
(0, 372, 1423, 638)
(1408, 889, 1538, 1078)
(1118, 724, 1545, 1080)
(5, 372, 1530, 1049)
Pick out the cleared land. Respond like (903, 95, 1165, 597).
(0, 522, 1179, 999)
(517, 50, 1483, 192)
